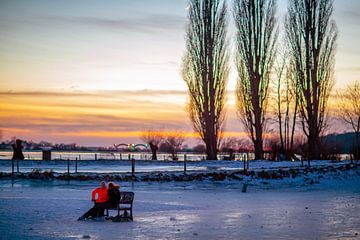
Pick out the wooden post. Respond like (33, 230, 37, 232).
(11, 158, 14, 176)
(75, 157, 78, 173)
(242, 183, 248, 193)
(184, 154, 187, 174)
(247, 156, 249, 170)
(67, 158, 70, 177)
(120, 153, 122, 160)
(131, 156, 135, 178)
(243, 154, 246, 170)
(95, 153, 97, 161)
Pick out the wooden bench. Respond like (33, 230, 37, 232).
(105, 191, 134, 221)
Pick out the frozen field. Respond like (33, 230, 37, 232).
(0, 159, 349, 174)
(0, 175, 360, 240)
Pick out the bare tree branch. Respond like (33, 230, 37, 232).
(141, 130, 164, 160)
(337, 80, 360, 159)
(182, 0, 229, 160)
(286, 0, 337, 162)
(234, 0, 278, 160)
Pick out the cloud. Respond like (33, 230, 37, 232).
(34, 14, 185, 34)
(0, 89, 187, 98)
(336, 67, 360, 72)
(0, 89, 193, 143)
(0, 89, 251, 145)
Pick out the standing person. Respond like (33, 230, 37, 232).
(11, 139, 24, 174)
(11, 139, 25, 160)
(78, 181, 108, 220)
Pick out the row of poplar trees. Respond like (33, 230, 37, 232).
(182, 0, 337, 162)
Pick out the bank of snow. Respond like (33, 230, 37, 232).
(1, 162, 359, 191)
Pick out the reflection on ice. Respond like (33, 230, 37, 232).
(0, 179, 359, 239)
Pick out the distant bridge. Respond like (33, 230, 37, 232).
(113, 143, 149, 151)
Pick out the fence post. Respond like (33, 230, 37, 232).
(131, 156, 135, 178)
(95, 154, 97, 161)
(247, 156, 249, 170)
(75, 157, 78, 173)
(184, 154, 187, 174)
(243, 154, 246, 171)
(120, 153, 122, 160)
(67, 158, 70, 177)
(16, 159, 19, 173)
(11, 158, 14, 176)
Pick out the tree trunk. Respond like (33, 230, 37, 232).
(206, 139, 218, 160)
(355, 131, 360, 160)
(254, 108, 263, 160)
(308, 132, 320, 165)
(149, 143, 158, 160)
(254, 139, 263, 160)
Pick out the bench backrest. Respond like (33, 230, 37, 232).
(119, 191, 134, 205)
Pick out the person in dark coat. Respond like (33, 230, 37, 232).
(11, 139, 24, 160)
(107, 182, 120, 208)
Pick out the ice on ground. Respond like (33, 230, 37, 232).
(0, 175, 360, 240)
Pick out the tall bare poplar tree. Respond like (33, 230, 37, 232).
(234, 0, 278, 160)
(286, 0, 337, 162)
(275, 56, 299, 160)
(182, 0, 229, 160)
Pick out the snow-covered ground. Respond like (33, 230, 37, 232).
(1, 173, 360, 240)
(0, 159, 350, 174)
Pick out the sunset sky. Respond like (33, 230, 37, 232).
(0, 0, 360, 146)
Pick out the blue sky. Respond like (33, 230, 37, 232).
(1, 0, 359, 91)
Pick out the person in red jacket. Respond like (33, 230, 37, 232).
(92, 181, 109, 203)
(78, 181, 109, 220)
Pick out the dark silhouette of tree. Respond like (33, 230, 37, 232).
(141, 130, 164, 160)
(221, 137, 242, 160)
(192, 143, 206, 153)
(337, 80, 360, 159)
(275, 54, 299, 160)
(286, 0, 338, 163)
(182, 0, 229, 160)
(234, 0, 278, 160)
(163, 131, 186, 160)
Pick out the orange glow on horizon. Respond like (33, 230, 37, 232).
(0, 89, 352, 146)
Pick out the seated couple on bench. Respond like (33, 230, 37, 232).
(78, 181, 134, 221)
